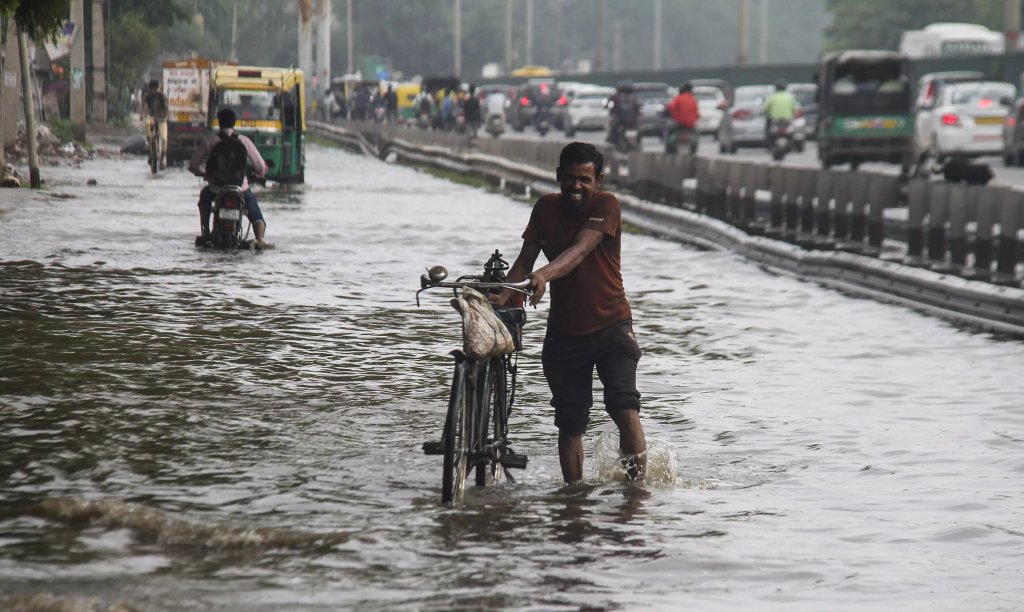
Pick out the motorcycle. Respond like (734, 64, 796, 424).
(372, 104, 386, 123)
(195, 165, 262, 250)
(418, 110, 432, 130)
(534, 106, 551, 137)
(610, 118, 640, 152)
(485, 114, 505, 138)
(665, 125, 699, 155)
(768, 118, 794, 162)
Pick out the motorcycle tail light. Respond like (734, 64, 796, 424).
(1006, 117, 1017, 127)
(795, 107, 804, 119)
(733, 109, 751, 120)
(558, 96, 568, 105)
(521, 97, 529, 106)
(942, 113, 961, 126)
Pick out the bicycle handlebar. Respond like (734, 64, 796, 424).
(416, 274, 533, 307)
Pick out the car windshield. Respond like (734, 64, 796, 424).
(218, 89, 277, 120)
(948, 83, 1016, 106)
(734, 87, 773, 105)
(694, 90, 722, 102)
(791, 88, 817, 106)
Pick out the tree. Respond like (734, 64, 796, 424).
(109, 11, 158, 88)
(0, 0, 71, 40)
(825, 0, 1005, 51)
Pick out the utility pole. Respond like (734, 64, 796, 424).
(18, 30, 40, 188)
(526, 0, 534, 66)
(454, 0, 462, 76)
(92, 0, 107, 123)
(70, 0, 86, 140)
(1006, 0, 1022, 53)
(230, 0, 238, 61)
(737, 0, 751, 65)
(347, 0, 354, 75)
(3, 19, 20, 148)
(760, 0, 769, 64)
(596, 0, 606, 71)
(653, 0, 662, 70)
(316, 0, 331, 98)
(504, 0, 513, 74)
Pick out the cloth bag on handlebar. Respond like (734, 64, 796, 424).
(451, 287, 516, 359)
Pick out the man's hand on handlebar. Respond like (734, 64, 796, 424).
(489, 273, 545, 308)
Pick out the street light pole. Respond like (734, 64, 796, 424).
(18, 30, 40, 188)
(347, 0, 354, 75)
(526, 0, 534, 66)
(1006, 0, 1022, 53)
(230, 0, 238, 61)
(504, 0, 513, 74)
(653, 0, 662, 71)
(596, 0, 605, 71)
(454, 0, 462, 77)
(737, 0, 750, 65)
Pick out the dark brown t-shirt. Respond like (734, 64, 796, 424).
(522, 191, 631, 336)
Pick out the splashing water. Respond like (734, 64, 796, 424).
(592, 431, 687, 486)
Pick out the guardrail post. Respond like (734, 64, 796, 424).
(927, 182, 950, 268)
(798, 169, 817, 242)
(850, 173, 871, 246)
(727, 162, 744, 223)
(783, 167, 801, 241)
(695, 157, 711, 215)
(906, 179, 929, 261)
(867, 174, 899, 252)
(996, 188, 1023, 284)
(948, 184, 970, 269)
(815, 169, 833, 245)
(831, 171, 852, 245)
(974, 187, 998, 279)
(767, 166, 785, 237)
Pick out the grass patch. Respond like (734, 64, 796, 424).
(306, 132, 344, 148)
(416, 165, 491, 189)
(49, 118, 74, 143)
(622, 221, 653, 236)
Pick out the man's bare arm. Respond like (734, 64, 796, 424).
(527, 228, 605, 306)
(492, 240, 542, 306)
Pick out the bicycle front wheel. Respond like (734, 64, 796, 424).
(150, 138, 158, 174)
(442, 360, 470, 503)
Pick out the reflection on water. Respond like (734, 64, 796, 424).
(1, 147, 1023, 610)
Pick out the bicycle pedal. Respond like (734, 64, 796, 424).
(422, 441, 444, 455)
(501, 453, 528, 470)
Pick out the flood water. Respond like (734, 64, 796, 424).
(1, 144, 1023, 611)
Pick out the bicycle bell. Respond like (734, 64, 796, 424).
(427, 266, 448, 282)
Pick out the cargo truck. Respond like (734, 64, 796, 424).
(163, 59, 237, 163)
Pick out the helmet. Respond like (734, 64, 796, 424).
(617, 80, 634, 93)
(775, 78, 788, 91)
(680, 81, 694, 93)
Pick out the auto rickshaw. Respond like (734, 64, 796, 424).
(208, 66, 306, 183)
(817, 51, 916, 171)
(396, 82, 422, 122)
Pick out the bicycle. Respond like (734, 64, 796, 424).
(146, 117, 163, 174)
(417, 250, 533, 504)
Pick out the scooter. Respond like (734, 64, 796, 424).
(418, 110, 431, 130)
(534, 106, 552, 137)
(485, 114, 505, 138)
(768, 118, 794, 162)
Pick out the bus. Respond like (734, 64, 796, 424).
(899, 23, 1005, 60)
(208, 66, 306, 184)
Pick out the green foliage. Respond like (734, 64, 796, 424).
(0, 0, 71, 41)
(48, 118, 73, 143)
(111, 0, 189, 30)
(109, 11, 158, 87)
(825, 0, 1005, 51)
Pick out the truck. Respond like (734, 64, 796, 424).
(162, 59, 237, 163)
(898, 23, 1004, 60)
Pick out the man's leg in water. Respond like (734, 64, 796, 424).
(242, 189, 266, 247)
(197, 187, 214, 236)
(596, 320, 646, 481)
(542, 331, 594, 484)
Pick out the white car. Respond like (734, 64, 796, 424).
(917, 80, 1016, 159)
(693, 86, 726, 134)
(564, 86, 615, 137)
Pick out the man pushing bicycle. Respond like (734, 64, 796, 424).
(492, 142, 647, 483)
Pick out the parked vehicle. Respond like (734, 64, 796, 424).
(789, 83, 819, 139)
(717, 85, 774, 154)
(634, 82, 676, 137)
(563, 86, 615, 137)
(914, 71, 985, 153)
(916, 81, 1016, 160)
(693, 86, 726, 135)
(209, 65, 306, 183)
(768, 118, 795, 161)
(816, 51, 916, 171)
(899, 23, 1004, 60)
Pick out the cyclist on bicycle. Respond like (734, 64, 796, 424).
(492, 141, 647, 483)
(141, 79, 169, 170)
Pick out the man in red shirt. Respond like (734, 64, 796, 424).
(494, 142, 647, 483)
(666, 81, 700, 153)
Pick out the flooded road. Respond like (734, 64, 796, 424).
(2, 144, 1023, 611)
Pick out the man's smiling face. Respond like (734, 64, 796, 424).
(556, 163, 604, 209)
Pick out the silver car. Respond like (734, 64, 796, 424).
(718, 85, 775, 153)
(564, 86, 615, 137)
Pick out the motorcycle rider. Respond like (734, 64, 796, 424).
(763, 79, 797, 139)
(141, 79, 169, 170)
(533, 83, 555, 131)
(665, 81, 700, 152)
(607, 80, 640, 146)
(189, 108, 269, 249)
(484, 88, 507, 134)
(384, 85, 399, 123)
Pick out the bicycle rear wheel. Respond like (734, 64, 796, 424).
(150, 138, 158, 174)
(442, 360, 470, 503)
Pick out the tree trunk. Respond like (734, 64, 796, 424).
(18, 29, 40, 188)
